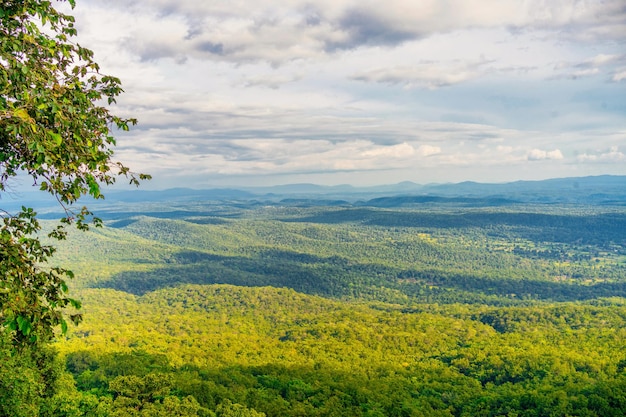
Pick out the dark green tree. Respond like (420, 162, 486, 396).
(0, 0, 149, 345)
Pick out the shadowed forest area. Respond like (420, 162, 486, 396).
(25, 200, 625, 416)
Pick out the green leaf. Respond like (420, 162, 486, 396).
(14, 108, 30, 121)
(68, 298, 81, 309)
(49, 132, 63, 146)
(8, 319, 18, 332)
(16, 316, 32, 336)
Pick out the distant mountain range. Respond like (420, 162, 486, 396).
(2, 175, 625, 214)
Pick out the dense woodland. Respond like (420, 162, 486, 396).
(5, 202, 622, 416)
(2, 1, 625, 415)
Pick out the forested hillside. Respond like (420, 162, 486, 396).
(2, 0, 620, 413)
(38, 202, 626, 416)
(52, 205, 626, 304)
(56, 285, 626, 416)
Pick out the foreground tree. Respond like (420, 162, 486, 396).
(0, 0, 148, 344)
(1, 1, 148, 413)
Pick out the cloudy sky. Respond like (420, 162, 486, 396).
(66, 0, 625, 188)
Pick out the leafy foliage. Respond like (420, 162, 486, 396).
(1, 1, 147, 413)
(1, 0, 148, 344)
(0, 0, 147, 206)
(0, 329, 62, 417)
(0, 208, 81, 344)
(57, 285, 626, 416)
(44, 201, 626, 416)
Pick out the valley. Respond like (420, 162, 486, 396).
(35, 181, 626, 416)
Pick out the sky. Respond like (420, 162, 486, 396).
(63, 0, 625, 189)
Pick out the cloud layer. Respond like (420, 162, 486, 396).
(65, 0, 626, 187)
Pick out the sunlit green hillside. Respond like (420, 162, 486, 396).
(50, 206, 626, 304)
(42, 203, 626, 416)
(58, 284, 626, 416)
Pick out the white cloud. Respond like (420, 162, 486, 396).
(612, 70, 626, 82)
(236, 74, 302, 89)
(589, 54, 621, 66)
(569, 68, 600, 79)
(552, 53, 626, 80)
(416, 145, 442, 157)
(528, 149, 564, 161)
(351, 59, 493, 89)
(577, 146, 625, 163)
(361, 142, 415, 158)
